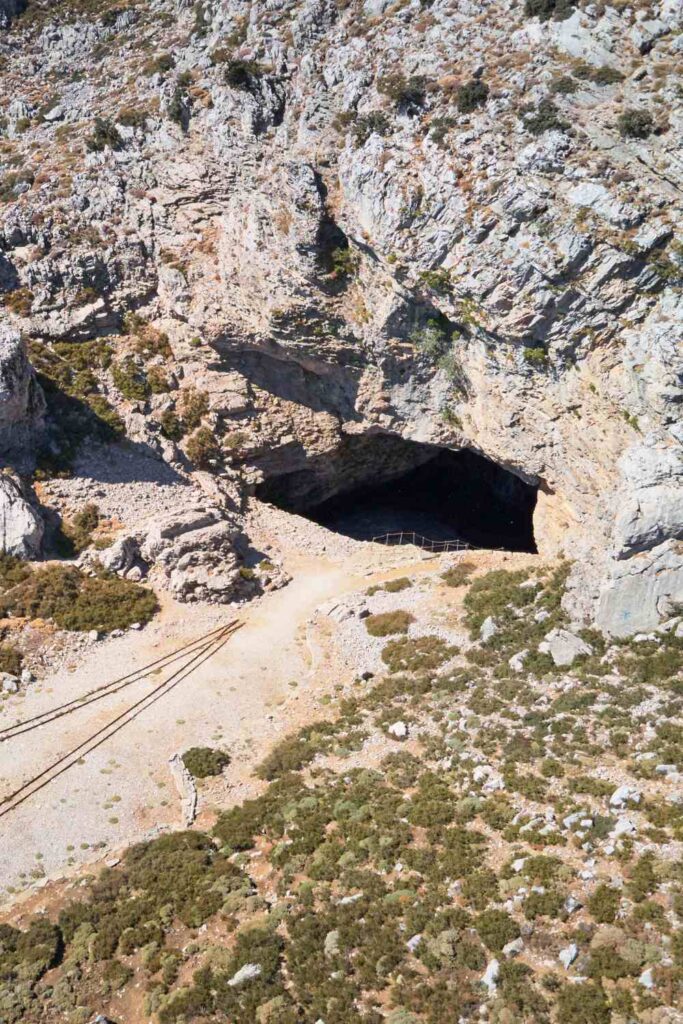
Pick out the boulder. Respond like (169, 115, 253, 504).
(480, 616, 498, 642)
(227, 963, 262, 987)
(539, 628, 593, 667)
(1, 672, 19, 693)
(0, 473, 43, 557)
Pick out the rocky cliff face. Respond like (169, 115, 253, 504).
(0, 0, 681, 632)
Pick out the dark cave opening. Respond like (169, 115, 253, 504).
(255, 436, 538, 553)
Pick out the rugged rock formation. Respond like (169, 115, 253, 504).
(0, 326, 44, 464)
(0, 472, 43, 557)
(0, 0, 681, 630)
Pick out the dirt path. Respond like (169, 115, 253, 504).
(0, 536, 439, 906)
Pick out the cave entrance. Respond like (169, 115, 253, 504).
(255, 435, 538, 553)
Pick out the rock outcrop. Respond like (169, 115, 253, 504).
(0, 0, 681, 627)
(0, 327, 44, 466)
(0, 472, 43, 558)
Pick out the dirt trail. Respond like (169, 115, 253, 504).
(0, 536, 440, 906)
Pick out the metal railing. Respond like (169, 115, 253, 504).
(370, 531, 474, 553)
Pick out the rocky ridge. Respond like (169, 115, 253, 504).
(0, 0, 681, 633)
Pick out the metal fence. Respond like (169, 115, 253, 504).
(370, 532, 474, 553)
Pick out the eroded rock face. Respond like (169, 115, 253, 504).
(0, 327, 44, 465)
(0, 0, 681, 625)
(0, 473, 43, 558)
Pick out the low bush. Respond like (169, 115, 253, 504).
(382, 635, 456, 673)
(87, 117, 123, 152)
(59, 502, 100, 555)
(0, 643, 22, 675)
(225, 59, 262, 90)
(365, 611, 415, 637)
(556, 982, 610, 1024)
(587, 883, 620, 924)
(112, 359, 149, 401)
(617, 108, 654, 139)
(524, 0, 575, 19)
(522, 98, 569, 135)
(182, 746, 231, 778)
(476, 909, 520, 951)
(185, 427, 221, 468)
(353, 111, 391, 145)
(377, 72, 426, 109)
(441, 562, 475, 587)
(0, 564, 158, 632)
(456, 79, 489, 113)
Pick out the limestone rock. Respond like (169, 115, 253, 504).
(0, 327, 45, 465)
(0, 473, 43, 558)
(595, 542, 683, 638)
(227, 963, 262, 987)
(480, 616, 498, 642)
(539, 628, 593, 667)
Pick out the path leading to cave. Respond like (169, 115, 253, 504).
(0, 530, 442, 908)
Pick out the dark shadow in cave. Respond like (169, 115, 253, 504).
(256, 436, 538, 553)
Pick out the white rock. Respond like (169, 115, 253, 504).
(227, 963, 262, 987)
(1, 672, 19, 693)
(638, 967, 654, 989)
(612, 817, 637, 837)
(407, 933, 422, 952)
(480, 616, 498, 642)
(539, 628, 593, 667)
(388, 720, 408, 739)
(559, 944, 578, 969)
(482, 958, 500, 991)
(610, 784, 641, 808)
(502, 938, 524, 957)
(508, 650, 527, 673)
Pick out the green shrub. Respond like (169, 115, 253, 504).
(185, 427, 220, 469)
(377, 72, 426, 108)
(112, 359, 149, 401)
(587, 884, 620, 924)
(522, 98, 569, 135)
(182, 746, 231, 778)
(441, 562, 475, 587)
(475, 909, 520, 952)
(557, 982, 610, 1024)
(87, 117, 123, 152)
(456, 79, 489, 113)
(0, 643, 22, 676)
(159, 409, 184, 441)
(524, 346, 548, 367)
(365, 610, 415, 637)
(225, 59, 262, 90)
(524, 0, 574, 20)
(0, 564, 158, 632)
(353, 111, 391, 145)
(617, 108, 654, 139)
(179, 388, 209, 429)
(59, 502, 100, 555)
(384, 577, 412, 593)
(418, 268, 451, 294)
(382, 635, 456, 673)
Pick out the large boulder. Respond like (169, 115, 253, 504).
(0, 473, 43, 558)
(595, 541, 683, 638)
(0, 327, 45, 465)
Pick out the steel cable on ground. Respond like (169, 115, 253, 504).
(0, 622, 242, 819)
(0, 621, 233, 743)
